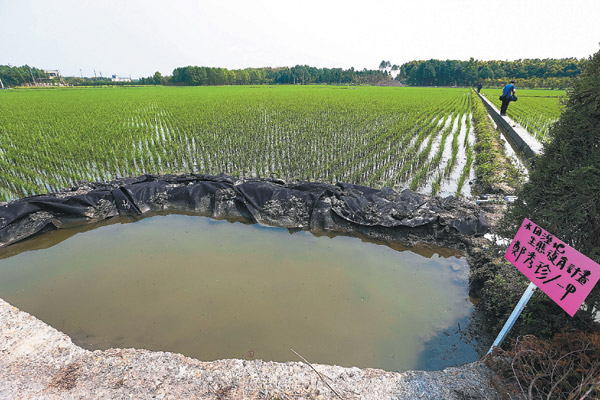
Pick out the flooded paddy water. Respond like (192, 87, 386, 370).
(0, 214, 478, 372)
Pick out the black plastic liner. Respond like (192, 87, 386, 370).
(0, 174, 489, 248)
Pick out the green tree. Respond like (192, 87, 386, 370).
(248, 69, 262, 84)
(478, 65, 493, 80)
(421, 63, 437, 85)
(379, 60, 391, 70)
(153, 71, 162, 85)
(464, 57, 478, 85)
(237, 70, 250, 85)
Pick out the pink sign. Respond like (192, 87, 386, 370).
(505, 218, 600, 316)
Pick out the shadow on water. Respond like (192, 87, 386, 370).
(414, 314, 479, 370)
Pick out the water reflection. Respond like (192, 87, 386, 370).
(0, 214, 477, 371)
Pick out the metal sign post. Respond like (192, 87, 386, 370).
(488, 281, 537, 354)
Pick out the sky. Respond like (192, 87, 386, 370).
(1, 0, 599, 79)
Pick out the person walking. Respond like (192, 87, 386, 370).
(500, 80, 516, 116)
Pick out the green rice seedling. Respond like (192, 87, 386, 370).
(0, 86, 472, 202)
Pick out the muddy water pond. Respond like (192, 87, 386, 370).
(0, 214, 478, 372)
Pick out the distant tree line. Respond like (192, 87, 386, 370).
(158, 65, 388, 86)
(1, 57, 585, 89)
(143, 58, 583, 88)
(0, 65, 49, 87)
(396, 58, 583, 88)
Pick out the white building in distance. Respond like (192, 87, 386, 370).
(44, 70, 59, 79)
(111, 75, 131, 82)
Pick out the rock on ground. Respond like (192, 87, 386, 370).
(0, 298, 505, 400)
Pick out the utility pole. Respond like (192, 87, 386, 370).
(29, 67, 37, 86)
(80, 69, 84, 78)
(94, 69, 97, 79)
(0, 77, 4, 89)
(58, 70, 66, 86)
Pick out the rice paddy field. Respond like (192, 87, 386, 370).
(0, 86, 477, 202)
(481, 88, 566, 142)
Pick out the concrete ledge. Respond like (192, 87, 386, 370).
(476, 91, 543, 162)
